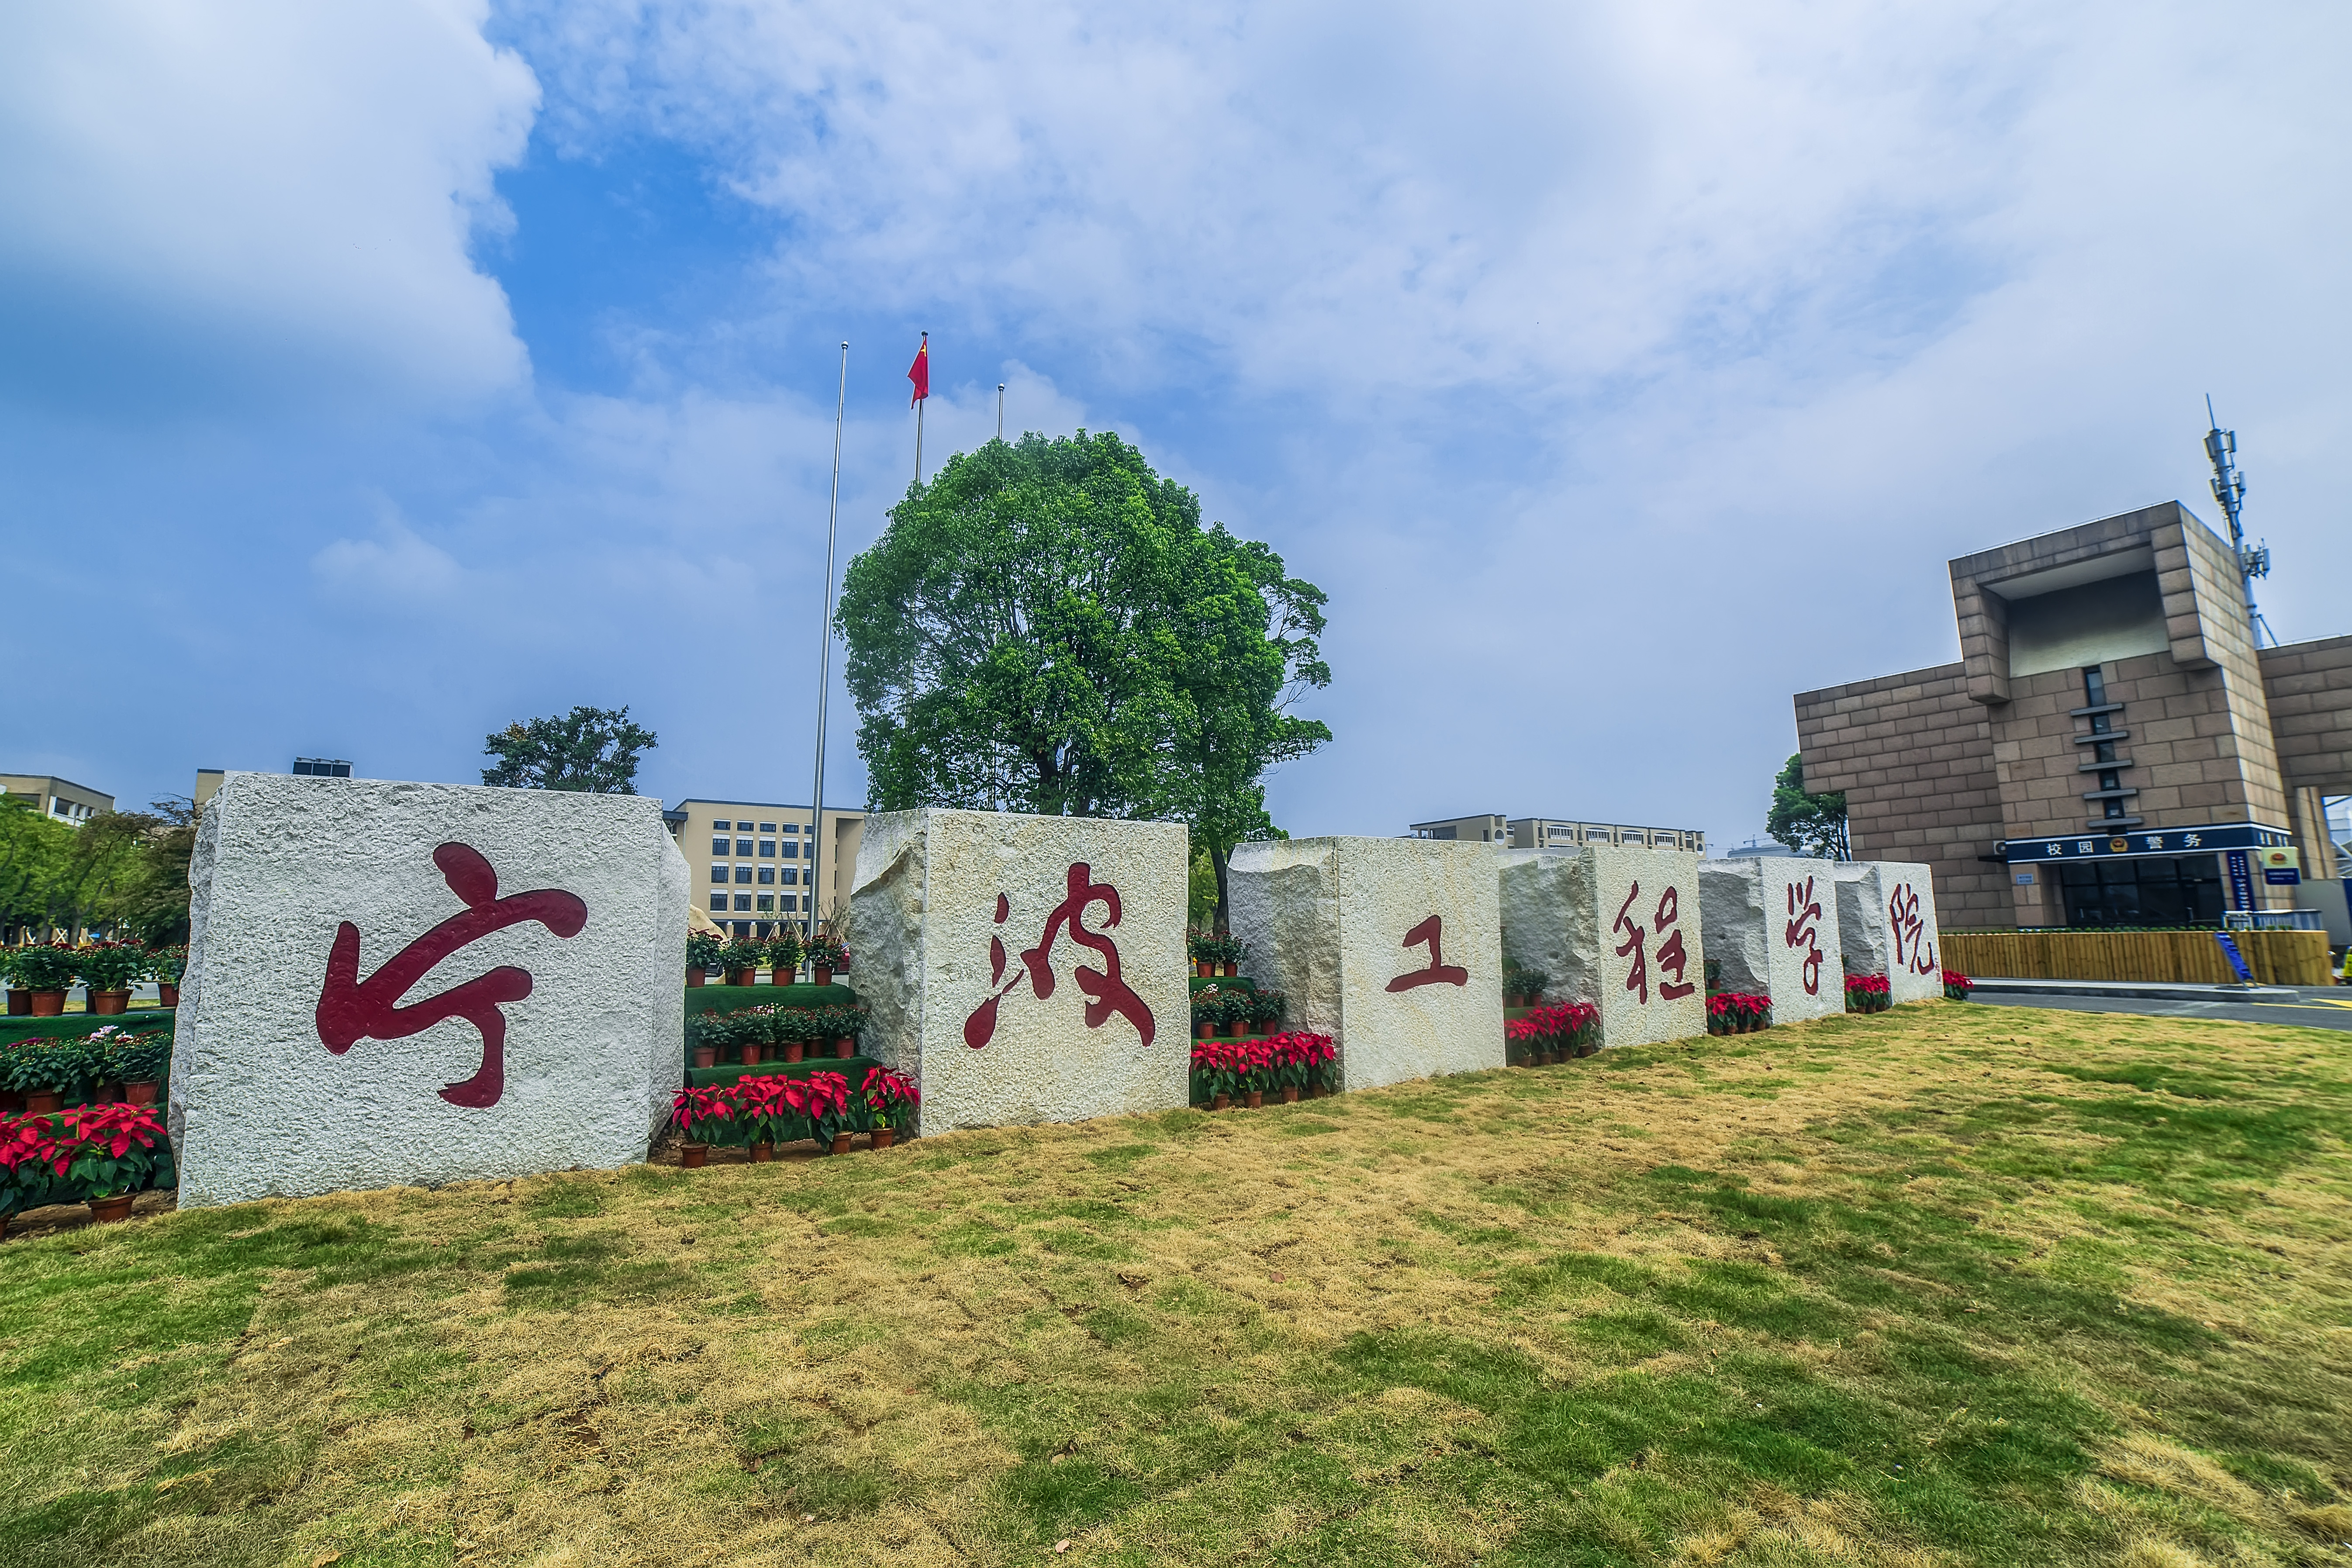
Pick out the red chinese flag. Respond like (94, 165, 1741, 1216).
(907, 334, 929, 406)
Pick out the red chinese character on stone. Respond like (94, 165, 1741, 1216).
(963, 863, 1156, 1049)
(1614, 881, 1696, 1004)
(314, 843, 588, 1109)
(1386, 915, 1469, 992)
(1888, 882, 1936, 975)
(1784, 875, 1825, 996)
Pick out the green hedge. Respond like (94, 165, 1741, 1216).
(685, 1055, 881, 1090)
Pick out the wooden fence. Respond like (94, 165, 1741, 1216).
(1942, 929, 2335, 987)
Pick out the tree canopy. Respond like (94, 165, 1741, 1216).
(1767, 752, 1850, 860)
(837, 431, 1331, 926)
(0, 797, 195, 945)
(482, 706, 657, 794)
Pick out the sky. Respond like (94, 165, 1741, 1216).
(3, 0, 2347, 849)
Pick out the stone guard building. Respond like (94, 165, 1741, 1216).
(1794, 502, 2351, 931)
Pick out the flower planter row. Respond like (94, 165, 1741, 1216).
(1189, 1032, 1337, 1107)
(670, 1066, 916, 1167)
(1505, 1002, 1601, 1064)
(2, 1027, 172, 1112)
(1191, 974, 1286, 1036)
(1187, 929, 1247, 977)
(686, 930, 848, 990)
(2, 941, 185, 1016)
(1706, 992, 1773, 1035)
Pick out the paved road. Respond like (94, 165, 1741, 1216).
(1969, 986, 2352, 1031)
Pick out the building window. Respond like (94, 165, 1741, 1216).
(736, 838, 754, 857)
(783, 869, 798, 885)
(711, 837, 730, 857)
(713, 820, 731, 831)
(2060, 856, 2222, 927)
(756, 895, 774, 912)
(784, 823, 799, 835)
(758, 867, 774, 884)
(2103, 798, 2128, 820)
(2083, 666, 2107, 706)
(759, 822, 777, 833)
(734, 894, 752, 912)
(759, 840, 774, 857)
(710, 866, 729, 885)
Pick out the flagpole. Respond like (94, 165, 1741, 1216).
(997, 383, 1005, 442)
(912, 330, 928, 485)
(809, 340, 848, 952)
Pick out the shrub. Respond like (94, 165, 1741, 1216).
(88, 1025, 172, 1085)
(1249, 987, 1286, 1026)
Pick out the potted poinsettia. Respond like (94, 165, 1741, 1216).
(805, 931, 848, 987)
(720, 937, 765, 988)
(1942, 969, 1974, 1002)
(1249, 987, 1285, 1036)
(53, 1101, 168, 1223)
(1844, 973, 1891, 1014)
(75, 940, 148, 1016)
(685, 930, 724, 988)
(670, 1084, 733, 1167)
(859, 1065, 918, 1148)
(149, 945, 187, 1008)
(733, 1076, 798, 1161)
(765, 926, 803, 985)
(1191, 984, 1221, 1040)
(1, 1113, 69, 1241)
(802, 1069, 853, 1154)
(10, 943, 79, 1018)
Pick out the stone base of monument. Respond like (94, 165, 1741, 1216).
(1500, 846, 1707, 1049)
(1696, 857, 1847, 1025)
(1832, 862, 1944, 1005)
(845, 808, 1190, 1137)
(1226, 836, 1504, 1093)
(171, 773, 689, 1207)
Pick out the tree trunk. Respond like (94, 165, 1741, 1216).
(1211, 843, 1232, 935)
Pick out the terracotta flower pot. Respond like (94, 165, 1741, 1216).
(680, 1142, 709, 1168)
(1246, 1090, 1264, 1109)
(124, 1081, 159, 1106)
(783, 1043, 805, 1064)
(693, 1047, 718, 1069)
(829, 1133, 853, 1156)
(1211, 1093, 1231, 1112)
(815, 966, 834, 987)
(30, 991, 65, 1017)
(686, 968, 705, 988)
(835, 1038, 854, 1059)
(1194, 1019, 1213, 1039)
(741, 1044, 764, 1065)
(26, 1090, 62, 1116)
(872, 1127, 896, 1150)
(1221, 962, 1237, 978)
(89, 990, 130, 1016)
(87, 1194, 136, 1224)
(726, 968, 755, 988)
(6, 988, 27, 1015)
(751, 1141, 774, 1163)
(158, 983, 179, 1008)
(1282, 1086, 1299, 1104)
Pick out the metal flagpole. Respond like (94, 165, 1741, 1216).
(912, 331, 928, 486)
(997, 383, 1005, 441)
(809, 341, 848, 954)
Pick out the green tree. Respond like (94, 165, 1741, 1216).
(482, 706, 657, 794)
(104, 798, 198, 945)
(1766, 753, 1850, 860)
(0, 798, 73, 943)
(837, 432, 1331, 922)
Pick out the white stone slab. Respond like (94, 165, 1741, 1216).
(1227, 836, 1504, 1092)
(844, 809, 1189, 1136)
(1697, 858, 1847, 1022)
(1500, 846, 1706, 1047)
(1831, 861, 1942, 1002)
(171, 773, 688, 1207)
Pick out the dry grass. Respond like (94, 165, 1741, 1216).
(2, 1001, 2349, 1567)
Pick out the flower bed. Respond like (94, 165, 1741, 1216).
(1504, 1002, 1601, 1064)
(1844, 973, 1892, 1013)
(667, 1064, 917, 1162)
(1, 1101, 171, 1235)
(1190, 1031, 1334, 1107)
(1706, 993, 1772, 1035)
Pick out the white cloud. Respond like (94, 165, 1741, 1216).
(311, 504, 467, 605)
(0, 0, 539, 409)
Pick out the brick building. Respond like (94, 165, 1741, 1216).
(1794, 501, 2351, 932)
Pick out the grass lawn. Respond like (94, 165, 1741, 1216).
(3, 1002, 2348, 1567)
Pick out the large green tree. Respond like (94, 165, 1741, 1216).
(482, 706, 657, 794)
(838, 432, 1330, 924)
(0, 798, 73, 943)
(1767, 752, 1850, 860)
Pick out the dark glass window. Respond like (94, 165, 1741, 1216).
(758, 866, 774, 884)
(735, 865, 753, 884)
(736, 838, 754, 856)
(760, 822, 777, 833)
(2083, 666, 2107, 705)
(2097, 771, 2121, 791)
(713, 820, 731, 831)
(756, 895, 774, 912)
(759, 840, 774, 857)
(2093, 740, 2117, 763)
(784, 869, 798, 885)
(2060, 855, 2223, 927)
(710, 866, 728, 884)
(2103, 798, 2128, 819)
(711, 837, 730, 857)
(733, 894, 752, 912)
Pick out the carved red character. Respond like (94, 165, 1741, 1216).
(315, 843, 588, 1108)
(1888, 882, 1936, 975)
(1386, 915, 1470, 992)
(1784, 875, 1825, 996)
(1614, 881, 1696, 1004)
(963, 863, 1155, 1049)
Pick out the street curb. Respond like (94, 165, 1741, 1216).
(1969, 979, 2304, 1003)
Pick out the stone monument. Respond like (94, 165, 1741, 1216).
(172, 774, 689, 1207)
(1696, 857, 1847, 1023)
(1831, 861, 1944, 1003)
(1225, 836, 1503, 1091)
(845, 808, 1189, 1136)
(1499, 846, 1707, 1047)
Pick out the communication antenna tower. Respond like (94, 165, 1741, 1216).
(2203, 396, 2275, 648)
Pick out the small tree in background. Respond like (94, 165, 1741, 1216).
(1767, 753, 1850, 860)
(483, 706, 657, 794)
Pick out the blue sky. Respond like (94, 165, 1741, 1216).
(4, 0, 2347, 848)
